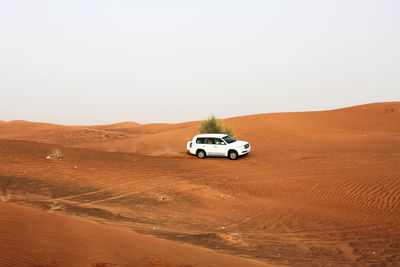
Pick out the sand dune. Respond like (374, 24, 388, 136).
(1, 102, 398, 155)
(0, 102, 399, 266)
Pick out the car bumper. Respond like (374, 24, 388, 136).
(238, 146, 251, 156)
(188, 148, 196, 155)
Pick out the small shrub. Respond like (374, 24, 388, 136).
(47, 148, 62, 160)
(51, 148, 62, 159)
(199, 114, 234, 136)
(223, 125, 234, 137)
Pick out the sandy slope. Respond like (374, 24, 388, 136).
(0, 202, 269, 267)
(0, 102, 399, 266)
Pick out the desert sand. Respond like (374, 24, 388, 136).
(0, 102, 399, 266)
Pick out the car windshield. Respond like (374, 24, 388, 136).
(222, 135, 236, 144)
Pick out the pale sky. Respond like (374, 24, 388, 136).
(1, 0, 399, 125)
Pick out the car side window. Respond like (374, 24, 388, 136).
(216, 138, 225, 145)
(205, 138, 214, 144)
(196, 138, 205, 144)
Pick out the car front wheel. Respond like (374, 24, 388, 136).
(228, 150, 238, 160)
(196, 150, 206, 159)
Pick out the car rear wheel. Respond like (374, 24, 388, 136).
(196, 150, 206, 159)
(228, 150, 238, 160)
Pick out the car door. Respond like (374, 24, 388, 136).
(195, 137, 206, 152)
(204, 138, 217, 156)
(214, 138, 228, 156)
(206, 138, 226, 156)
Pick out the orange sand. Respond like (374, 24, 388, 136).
(0, 102, 399, 266)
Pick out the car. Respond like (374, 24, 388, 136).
(186, 133, 251, 160)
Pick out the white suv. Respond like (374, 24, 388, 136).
(187, 134, 251, 160)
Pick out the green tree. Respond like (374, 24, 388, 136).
(199, 114, 235, 137)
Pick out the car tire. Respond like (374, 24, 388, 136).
(196, 150, 206, 159)
(228, 150, 238, 160)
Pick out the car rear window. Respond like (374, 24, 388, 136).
(196, 137, 205, 144)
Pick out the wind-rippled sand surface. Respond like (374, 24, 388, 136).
(0, 102, 399, 266)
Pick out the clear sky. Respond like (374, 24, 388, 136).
(1, 0, 399, 125)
